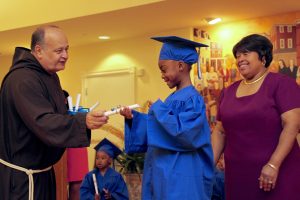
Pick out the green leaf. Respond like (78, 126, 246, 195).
(115, 150, 145, 174)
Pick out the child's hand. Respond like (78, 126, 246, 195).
(94, 193, 100, 200)
(119, 107, 133, 119)
(148, 100, 153, 108)
(103, 188, 112, 199)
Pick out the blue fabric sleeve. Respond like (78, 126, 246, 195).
(124, 111, 148, 153)
(110, 173, 129, 200)
(79, 172, 95, 200)
(147, 96, 211, 151)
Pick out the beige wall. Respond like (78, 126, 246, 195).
(0, 55, 12, 82)
(59, 27, 193, 106)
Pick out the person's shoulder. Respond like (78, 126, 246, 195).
(268, 72, 284, 79)
(188, 85, 200, 95)
(2, 68, 42, 92)
(107, 167, 123, 176)
(81, 169, 95, 180)
(228, 80, 241, 89)
(268, 72, 298, 85)
(8, 67, 42, 82)
(108, 167, 119, 174)
(221, 79, 241, 94)
(169, 85, 197, 101)
(86, 168, 98, 175)
(264, 73, 300, 98)
(185, 86, 204, 100)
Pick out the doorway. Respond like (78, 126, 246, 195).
(82, 68, 136, 169)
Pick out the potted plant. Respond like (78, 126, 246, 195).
(115, 151, 145, 200)
(116, 151, 144, 174)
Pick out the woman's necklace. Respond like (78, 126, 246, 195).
(243, 70, 268, 85)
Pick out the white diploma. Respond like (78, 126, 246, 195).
(67, 96, 73, 111)
(104, 104, 140, 116)
(92, 173, 99, 195)
(74, 94, 81, 112)
(89, 101, 99, 111)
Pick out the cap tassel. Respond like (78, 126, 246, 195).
(197, 49, 202, 79)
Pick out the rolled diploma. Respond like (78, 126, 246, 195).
(104, 104, 140, 116)
(92, 173, 99, 195)
(67, 96, 73, 111)
(89, 101, 99, 111)
(74, 94, 81, 111)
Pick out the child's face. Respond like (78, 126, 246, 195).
(95, 151, 112, 170)
(158, 60, 181, 89)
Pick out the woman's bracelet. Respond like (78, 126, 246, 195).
(267, 163, 277, 171)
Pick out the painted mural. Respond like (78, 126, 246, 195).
(193, 20, 300, 129)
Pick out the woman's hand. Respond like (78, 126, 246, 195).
(258, 108, 300, 192)
(259, 163, 279, 191)
(211, 121, 226, 165)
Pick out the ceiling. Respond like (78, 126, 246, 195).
(1, 0, 300, 56)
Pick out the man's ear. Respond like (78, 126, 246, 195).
(34, 45, 43, 58)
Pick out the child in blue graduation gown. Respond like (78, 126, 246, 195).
(80, 138, 129, 200)
(120, 36, 214, 200)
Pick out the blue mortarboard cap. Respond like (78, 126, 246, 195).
(94, 138, 122, 159)
(151, 36, 208, 79)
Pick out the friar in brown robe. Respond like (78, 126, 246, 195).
(0, 25, 107, 200)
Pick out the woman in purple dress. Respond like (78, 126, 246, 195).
(212, 34, 300, 200)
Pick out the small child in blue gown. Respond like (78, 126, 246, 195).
(80, 138, 129, 200)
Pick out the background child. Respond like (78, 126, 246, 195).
(80, 138, 128, 200)
(120, 36, 214, 200)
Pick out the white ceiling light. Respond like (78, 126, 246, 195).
(207, 18, 222, 25)
(98, 36, 110, 40)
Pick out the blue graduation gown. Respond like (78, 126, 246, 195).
(125, 85, 214, 200)
(80, 167, 129, 200)
(211, 168, 225, 200)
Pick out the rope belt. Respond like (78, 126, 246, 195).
(0, 158, 52, 200)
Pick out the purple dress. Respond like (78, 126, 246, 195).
(217, 73, 300, 200)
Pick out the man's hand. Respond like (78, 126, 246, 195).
(86, 110, 108, 129)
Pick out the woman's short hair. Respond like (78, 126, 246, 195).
(232, 34, 273, 68)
